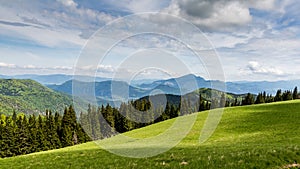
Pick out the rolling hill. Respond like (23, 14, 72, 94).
(0, 74, 111, 85)
(137, 88, 246, 108)
(1, 100, 299, 168)
(0, 79, 74, 115)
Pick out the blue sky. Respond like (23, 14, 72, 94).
(0, 0, 299, 81)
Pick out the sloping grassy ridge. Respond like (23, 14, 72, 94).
(0, 79, 73, 115)
(1, 100, 300, 168)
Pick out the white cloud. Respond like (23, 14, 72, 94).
(247, 0, 276, 10)
(0, 0, 117, 48)
(126, 0, 168, 13)
(0, 63, 75, 75)
(23, 65, 37, 69)
(57, 0, 78, 8)
(245, 61, 284, 75)
(161, 0, 278, 32)
(0, 62, 16, 68)
(105, 0, 169, 13)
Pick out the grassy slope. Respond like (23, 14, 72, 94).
(1, 100, 300, 168)
(0, 79, 73, 115)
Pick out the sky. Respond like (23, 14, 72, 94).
(0, 0, 300, 82)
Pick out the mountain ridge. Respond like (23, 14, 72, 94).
(0, 79, 74, 115)
(48, 74, 300, 101)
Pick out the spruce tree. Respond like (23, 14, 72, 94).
(242, 93, 254, 105)
(36, 115, 49, 151)
(3, 117, 16, 157)
(80, 111, 92, 140)
(255, 93, 265, 104)
(28, 114, 38, 153)
(220, 93, 226, 108)
(46, 111, 61, 149)
(91, 106, 102, 140)
(274, 89, 282, 102)
(61, 107, 73, 147)
(61, 106, 80, 146)
(293, 87, 298, 100)
(15, 116, 30, 155)
(0, 116, 6, 157)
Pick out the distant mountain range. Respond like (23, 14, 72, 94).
(2, 74, 296, 115)
(0, 78, 244, 115)
(46, 74, 300, 102)
(136, 74, 300, 95)
(0, 74, 160, 86)
(0, 74, 111, 85)
(1, 73, 300, 104)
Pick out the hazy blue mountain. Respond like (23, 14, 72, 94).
(139, 74, 300, 95)
(129, 78, 160, 86)
(0, 74, 110, 85)
(0, 72, 292, 99)
(48, 80, 150, 101)
(226, 80, 300, 94)
(48, 74, 300, 101)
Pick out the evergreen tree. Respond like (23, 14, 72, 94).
(61, 106, 77, 147)
(0, 116, 6, 157)
(36, 115, 48, 151)
(255, 92, 265, 104)
(2, 117, 16, 157)
(45, 111, 61, 149)
(76, 122, 91, 144)
(12, 110, 17, 123)
(263, 91, 267, 102)
(28, 114, 38, 153)
(274, 89, 282, 102)
(124, 104, 134, 132)
(293, 86, 298, 100)
(211, 98, 219, 109)
(54, 112, 62, 143)
(80, 111, 92, 139)
(242, 93, 254, 105)
(105, 104, 115, 134)
(282, 90, 293, 101)
(198, 92, 202, 111)
(220, 93, 226, 108)
(15, 116, 30, 155)
(91, 106, 102, 140)
(233, 98, 239, 106)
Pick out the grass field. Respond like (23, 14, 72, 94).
(1, 100, 300, 168)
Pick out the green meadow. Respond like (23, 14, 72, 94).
(1, 100, 300, 169)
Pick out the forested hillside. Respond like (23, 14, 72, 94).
(0, 79, 73, 115)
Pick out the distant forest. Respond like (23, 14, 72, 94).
(0, 87, 298, 158)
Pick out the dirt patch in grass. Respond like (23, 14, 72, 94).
(282, 163, 300, 169)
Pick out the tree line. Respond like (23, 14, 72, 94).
(241, 87, 298, 105)
(0, 106, 90, 158)
(79, 92, 236, 140)
(79, 86, 297, 141)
